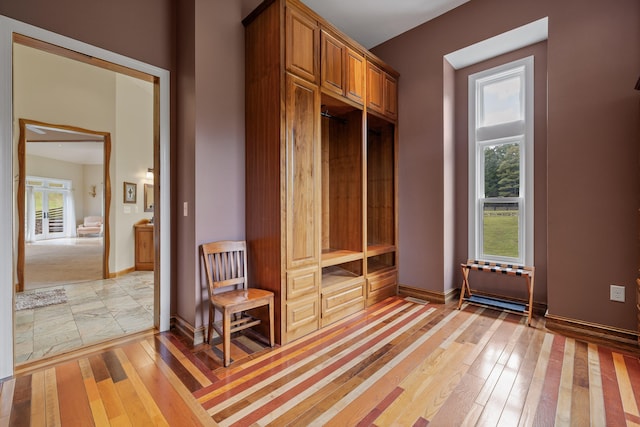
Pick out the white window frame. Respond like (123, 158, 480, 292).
(468, 56, 534, 265)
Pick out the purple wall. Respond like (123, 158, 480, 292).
(373, 0, 640, 331)
(193, 0, 252, 329)
(170, 0, 258, 329)
(3, 0, 639, 334)
(0, 0, 174, 70)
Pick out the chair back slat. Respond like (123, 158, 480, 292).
(201, 240, 248, 293)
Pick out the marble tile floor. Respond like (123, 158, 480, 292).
(14, 271, 154, 364)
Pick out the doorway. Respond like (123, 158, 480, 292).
(17, 120, 111, 293)
(0, 16, 171, 379)
(10, 35, 160, 365)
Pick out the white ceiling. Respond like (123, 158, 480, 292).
(26, 125, 104, 165)
(300, 0, 470, 49)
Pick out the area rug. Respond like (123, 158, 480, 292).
(15, 288, 68, 311)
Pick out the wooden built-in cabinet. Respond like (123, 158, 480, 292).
(244, 0, 398, 345)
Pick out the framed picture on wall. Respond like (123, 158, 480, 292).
(124, 181, 137, 204)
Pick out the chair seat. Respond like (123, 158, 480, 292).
(211, 288, 273, 309)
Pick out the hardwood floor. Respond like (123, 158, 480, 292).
(2, 296, 640, 426)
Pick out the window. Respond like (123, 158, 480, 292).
(468, 57, 533, 265)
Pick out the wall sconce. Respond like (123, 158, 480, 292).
(146, 168, 154, 180)
(89, 185, 97, 198)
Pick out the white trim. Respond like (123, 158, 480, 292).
(0, 16, 13, 381)
(468, 56, 534, 266)
(0, 15, 171, 379)
(445, 17, 547, 70)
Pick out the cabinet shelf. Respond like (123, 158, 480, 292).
(321, 249, 363, 267)
(366, 244, 396, 257)
(367, 253, 395, 275)
(322, 265, 362, 289)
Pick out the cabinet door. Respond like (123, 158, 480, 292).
(135, 226, 154, 271)
(286, 6, 319, 83)
(321, 30, 344, 96)
(366, 61, 383, 114)
(384, 73, 398, 120)
(345, 48, 365, 105)
(286, 74, 320, 269)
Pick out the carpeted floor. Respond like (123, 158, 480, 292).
(24, 237, 103, 290)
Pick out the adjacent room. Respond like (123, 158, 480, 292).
(11, 40, 157, 364)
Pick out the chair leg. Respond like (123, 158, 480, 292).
(207, 305, 214, 344)
(223, 309, 231, 367)
(268, 297, 275, 348)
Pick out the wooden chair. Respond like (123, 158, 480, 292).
(200, 240, 274, 367)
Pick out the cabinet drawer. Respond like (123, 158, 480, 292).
(322, 280, 364, 314)
(286, 295, 319, 340)
(287, 267, 319, 300)
(321, 279, 365, 326)
(367, 270, 397, 293)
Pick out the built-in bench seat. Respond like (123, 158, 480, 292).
(457, 259, 535, 325)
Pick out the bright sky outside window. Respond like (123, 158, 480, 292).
(481, 75, 522, 127)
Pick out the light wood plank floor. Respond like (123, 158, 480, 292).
(2, 296, 640, 426)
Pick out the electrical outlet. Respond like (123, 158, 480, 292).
(610, 284, 625, 302)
